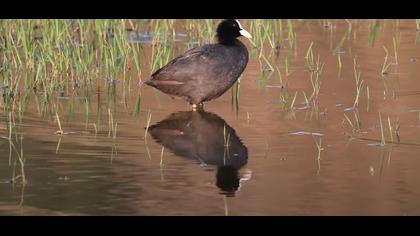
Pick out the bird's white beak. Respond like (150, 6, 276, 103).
(239, 29, 252, 39)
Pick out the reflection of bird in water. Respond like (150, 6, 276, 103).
(148, 110, 250, 196)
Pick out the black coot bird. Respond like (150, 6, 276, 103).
(144, 19, 252, 110)
(148, 110, 250, 196)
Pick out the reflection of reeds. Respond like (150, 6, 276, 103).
(379, 147, 385, 177)
(231, 79, 241, 112)
(223, 195, 229, 216)
(418, 111, 420, 125)
(160, 146, 165, 167)
(8, 112, 13, 166)
(55, 136, 62, 154)
(387, 117, 394, 143)
(106, 108, 119, 140)
(144, 110, 152, 142)
(395, 120, 400, 143)
(379, 112, 386, 146)
(223, 124, 231, 148)
(133, 93, 142, 117)
(313, 136, 323, 175)
(246, 112, 251, 124)
(110, 142, 118, 163)
(6, 112, 26, 185)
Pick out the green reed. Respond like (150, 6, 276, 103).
(334, 32, 348, 69)
(368, 20, 381, 47)
(160, 146, 165, 167)
(382, 46, 392, 75)
(284, 55, 290, 76)
(289, 91, 298, 110)
(1, 18, 283, 102)
(55, 112, 63, 135)
(353, 58, 364, 109)
(392, 34, 400, 65)
(343, 109, 361, 134)
(305, 42, 315, 71)
(309, 54, 324, 101)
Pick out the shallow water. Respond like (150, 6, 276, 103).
(2, 19, 420, 215)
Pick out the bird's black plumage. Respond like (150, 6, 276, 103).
(144, 19, 251, 106)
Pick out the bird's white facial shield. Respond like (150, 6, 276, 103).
(236, 20, 252, 39)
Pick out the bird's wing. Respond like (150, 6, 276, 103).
(148, 45, 221, 84)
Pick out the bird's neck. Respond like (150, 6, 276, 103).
(216, 35, 238, 46)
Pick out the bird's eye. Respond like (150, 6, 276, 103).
(233, 24, 237, 27)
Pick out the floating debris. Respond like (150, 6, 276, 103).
(55, 130, 64, 135)
(381, 72, 400, 78)
(0, 84, 8, 90)
(0, 179, 13, 184)
(368, 143, 385, 147)
(265, 85, 285, 89)
(58, 176, 70, 181)
(290, 131, 323, 136)
(55, 131, 80, 135)
(295, 105, 311, 110)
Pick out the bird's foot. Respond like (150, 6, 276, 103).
(191, 104, 198, 111)
(191, 103, 203, 111)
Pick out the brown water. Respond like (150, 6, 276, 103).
(2, 19, 420, 215)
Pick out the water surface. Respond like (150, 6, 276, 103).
(1, 19, 420, 215)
